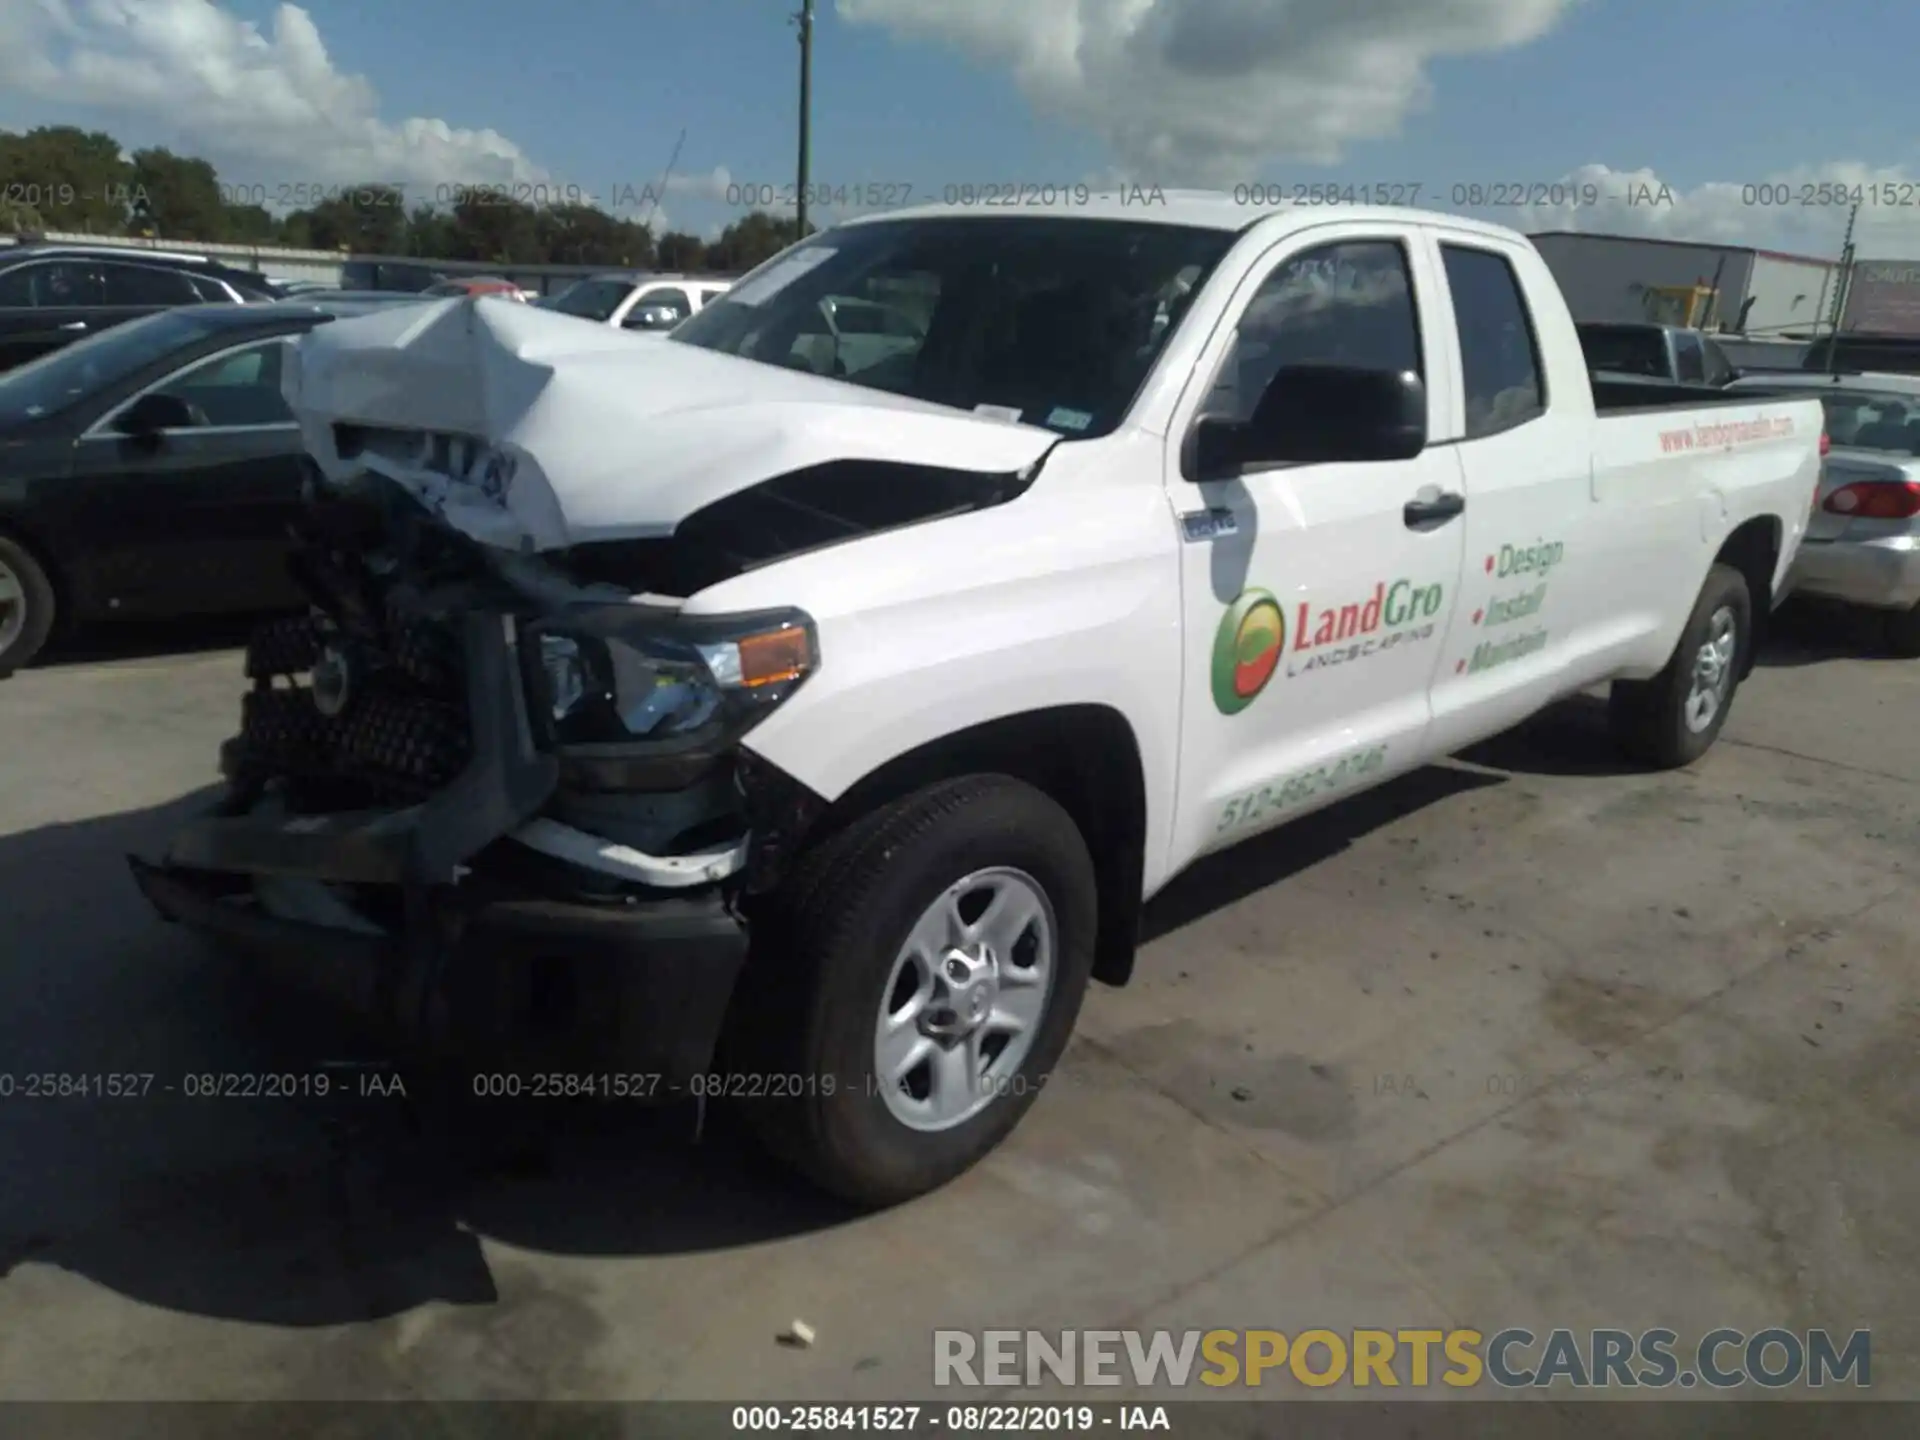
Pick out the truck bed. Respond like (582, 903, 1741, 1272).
(1591, 375, 1776, 412)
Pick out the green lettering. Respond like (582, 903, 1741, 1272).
(1383, 579, 1411, 627)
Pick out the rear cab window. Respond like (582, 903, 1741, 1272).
(1441, 244, 1546, 437)
(1578, 324, 1668, 378)
(1672, 331, 1706, 383)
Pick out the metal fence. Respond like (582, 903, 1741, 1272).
(1, 231, 734, 296)
(1, 229, 347, 283)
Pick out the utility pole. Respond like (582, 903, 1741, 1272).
(1827, 198, 1860, 377)
(795, 0, 814, 237)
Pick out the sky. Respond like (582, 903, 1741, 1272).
(3, 0, 1920, 256)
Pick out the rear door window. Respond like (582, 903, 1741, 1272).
(0, 261, 107, 307)
(100, 263, 202, 306)
(1442, 245, 1546, 437)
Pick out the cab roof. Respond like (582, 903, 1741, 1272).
(834, 190, 1525, 244)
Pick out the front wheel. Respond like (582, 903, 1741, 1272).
(0, 534, 57, 679)
(1608, 562, 1752, 769)
(732, 774, 1097, 1207)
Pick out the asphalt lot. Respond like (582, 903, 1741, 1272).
(0, 603, 1915, 1410)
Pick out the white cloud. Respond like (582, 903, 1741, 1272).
(0, 0, 545, 202)
(836, 0, 1577, 184)
(1517, 162, 1920, 259)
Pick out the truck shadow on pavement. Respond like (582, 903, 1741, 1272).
(1141, 763, 1506, 943)
(0, 788, 855, 1330)
(1754, 597, 1905, 668)
(0, 712, 1650, 1331)
(28, 613, 269, 671)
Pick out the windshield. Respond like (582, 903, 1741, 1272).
(1579, 325, 1668, 377)
(536, 279, 634, 321)
(670, 217, 1235, 438)
(1821, 390, 1920, 454)
(0, 309, 223, 426)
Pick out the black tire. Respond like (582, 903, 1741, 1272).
(729, 774, 1097, 1208)
(0, 533, 57, 679)
(1884, 601, 1920, 658)
(1608, 562, 1751, 769)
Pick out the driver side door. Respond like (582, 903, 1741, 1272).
(65, 336, 308, 619)
(1165, 225, 1471, 875)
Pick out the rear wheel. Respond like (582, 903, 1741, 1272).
(1609, 563, 1751, 769)
(0, 534, 56, 678)
(1884, 601, 1920, 658)
(731, 774, 1097, 1207)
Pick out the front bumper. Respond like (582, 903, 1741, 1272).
(1786, 534, 1920, 611)
(128, 607, 752, 1083)
(129, 837, 749, 1085)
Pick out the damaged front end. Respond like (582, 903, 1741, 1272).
(129, 468, 829, 1085)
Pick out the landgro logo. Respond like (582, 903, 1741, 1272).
(1211, 589, 1286, 715)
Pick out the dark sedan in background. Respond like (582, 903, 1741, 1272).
(0, 242, 285, 372)
(0, 300, 389, 675)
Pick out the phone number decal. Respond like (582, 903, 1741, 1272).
(1217, 744, 1390, 837)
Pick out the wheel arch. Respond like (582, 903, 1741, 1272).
(1714, 515, 1781, 678)
(741, 704, 1150, 987)
(0, 514, 72, 639)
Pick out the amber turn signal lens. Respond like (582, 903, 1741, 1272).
(737, 627, 813, 687)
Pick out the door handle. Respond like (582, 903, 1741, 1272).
(58, 321, 89, 332)
(1403, 489, 1466, 529)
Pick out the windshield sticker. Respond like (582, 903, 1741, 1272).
(973, 404, 1025, 423)
(1045, 406, 1093, 432)
(727, 247, 837, 307)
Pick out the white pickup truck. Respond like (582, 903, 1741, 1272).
(133, 197, 1823, 1206)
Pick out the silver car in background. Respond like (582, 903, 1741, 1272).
(1732, 371, 1920, 654)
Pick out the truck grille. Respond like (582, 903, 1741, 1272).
(231, 615, 472, 806)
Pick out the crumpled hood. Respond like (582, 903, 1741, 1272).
(284, 296, 1060, 551)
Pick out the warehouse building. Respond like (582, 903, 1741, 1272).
(1528, 230, 1838, 337)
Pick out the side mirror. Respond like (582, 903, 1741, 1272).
(1192, 365, 1427, 478)
(113, 392, 196, 438)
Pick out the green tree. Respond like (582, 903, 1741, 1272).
(220, 203, 280, 243)
(0, 196, 43, 235)
(405, 204, 459, 258)
(655, 230, 708, 271)
(0, 125, 135, 232)
(289, 184, 408, 254)
(534, 202, 655, 266)
(447, 194, 544, 263)
(128, 147, 228, 239)
(706, 211, 806, 272)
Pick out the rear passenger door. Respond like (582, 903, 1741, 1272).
(1424, 236, 1600, 755)
(0, 260, 107, 370)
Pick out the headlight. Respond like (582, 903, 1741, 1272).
(523, 605, 818, 748)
